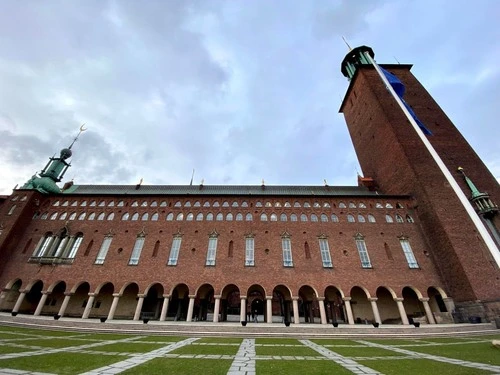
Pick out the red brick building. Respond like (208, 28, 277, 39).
(0, 46, 498, 325)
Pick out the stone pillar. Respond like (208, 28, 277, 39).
(240, 297, 247, 322)
(317, 298, 327, 325)
(343, 297, 355, 325)
(133, 294, 146, 321)
(420, 297, 436, 324)
(186, 295, 195, 322)
(12, 290, 27, 314)
(82, 293, 96, 319)
(266, 296, 273, 323)
(394, 298, 409, 325)
(57, 292, 73, 317)
(0, 289, 10, 310)
(107, 293, 121, 320)
(213, 295, 221, 322)
(292, 297, 300, 324)
(443, 297, 456, 313)
(34, 291, 50, 316)
(369, 297, 382, 324)
(160, 295, 170, 321)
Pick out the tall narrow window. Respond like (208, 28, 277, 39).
(319, 237, 333, 268)
(228, 240, 234, 257)
(34, 233, 53, 257)
(7, 205, 16, 215)
(355, 233, 372, 268)
(95, 236, 113, 264)
(66, 233, 84, 258)
(167, 236, 182, 265)
(281, 233, 293, 267)
(129, 234, 146, 265)
(245, 236, 255, 266)
(400, 238, 419, 268)
(206, 232, 218, 266)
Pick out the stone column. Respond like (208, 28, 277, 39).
(82, 293, 96, 319)
(266, 296, 273, 323)
(12, 290, 27, 314)
(213, 295, 221, 322)
(240, 297, 247, 322)
(57, 292, 73, 317)
(342, 297, 355, 325)
(0, 289, 10, 310)
(369, 297, 382, 324)
(317, 298, 327, 324)
(159, 295, 170, 321)
(186, 295, 195, 322)
(133, 294, 146, 321)
(394, 298, 409, 325)
(419, 297, 436, 324)
(34, 291, 50, 316)
(443, 297, 456, 313)
(292, 297, 300, 324)
(107, 293, 121, 320)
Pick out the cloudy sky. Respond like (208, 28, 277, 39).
(0, 0, 499, 195)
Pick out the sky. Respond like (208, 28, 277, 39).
(0, 0, 499, 195)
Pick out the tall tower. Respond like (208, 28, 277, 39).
(340, 46, 500, 319)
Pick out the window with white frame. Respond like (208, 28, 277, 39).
(167, 236, 182, 266)
(281, 234, 293, 267)
(355, 233, 372, 268)
(128, 234, 145, 265)
(66, 233, 84, 258)
(245, 236, 255, 266)
(206, 233, 218, 266)
(95, 236, 113, 264)
(33, 232, 53, 257)
(318, 236, 333, 268)
(399, 237, 419, 268)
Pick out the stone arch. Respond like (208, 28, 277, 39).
(194, 283, 215, 321)
(428, 286, 451, 323)
(22, 280, 44, 315)
(298, 285, 319, 323)
(350, 286, 373, 324)
(40, 281, 66, 317)
(65, 282, 90, 318)
(141, 283, 164, 320)
(0, 279, 22, 312)
(115, 282, 139, 319)
(90, 282, 114, 319)
(247, 284, 266, 323)
(5, 278, 22, 289)
(220, 284, 240, 322)
(168, 283, 190, 321)
(272, 284, 293, 323)
(324, 286, 345, 324)
(402, 286, 425, 324)
(376, 286, 401, 324)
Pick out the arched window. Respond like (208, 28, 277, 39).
(206, 213, 214, 221)
(396, 202, 404, 209)
(141, 213, 149, 221)
(160, 201, 167, 207)
(304, 202, 311, 208)
(347, 214, 355, 222)
(313, 202, 320, 208)
(216, 213, 223, 221)
(50, 212, 58, 220)
(290, 214, 298, 222)
(174, 201, 182, 207)
(331, 214, 339, 222)
(275, 202, 282, 207)
(90, 200, 97, 207)
(98, 201, 105, 207)
(151, 213, 159, 221)
(222, 201, 230, 207)
(59, 212, 68, 220)
(33, 232, 53, 257)
(150, 201, 157, 207)
(406, 214, 415, 223)
(88, 213, 96, 220)
(349, 202, 356, 208)
(176, 213, 184, 221)
(265, 202, 272, 207)
(376, 202, 383, 208)
(108, 201, 115, 207)
(226, 213, 233, 221)
(107, 213, 115, 221)
(300, 214, 308, 222)
(196, 213, 204, 221)
(213, 201, 220, 207)
(53, 200, 60, 206)
(40, 212, 48, 220)
(323, 202, 331, 208)
(131, 213, 139, 221)
(184, 201, 191, 207)
(358, 214, 366, 223)
(245, 213, 253, 221)
(310, 214, 318, 222)
(71, 201, 78, 206)
(270, 213, 278, 221)
(122, 212, 130, 220)
(203, 201, 210, 207)
(69, 212, 77, 220)
(260, 213, 268, 221)
(80, 200, 87, 207)
(284, 202, 291, 207)
(78, 212, 86, 220)
(385, 214, 394, 223)
(359, 202, 366, 208)
(241, 201, 249, 207)
(396, 214, 404, 223)
(186, 213, 194, 221)
(256, 201, 263, 207)
(166, 213, 174, 221)
(95, 212, 104, 220)
(320, 214, 328, 222)
(131, 200, 138, 207)
(280, 213, 287, 222)
(294, 201, 301, 207)
(367, 214, 376, 223)
(339, 202, 346, 208)
(117, 201, 124, 207)
(386, 203, 393, 208)
(66, 233, 84, 259)
(232, 201, 239, 207)
(194, 201, 201, 207)
(62, 200, 69, 206)
(236, 213, 243, 221)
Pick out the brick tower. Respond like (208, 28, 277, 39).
(339, 46, 500, 319)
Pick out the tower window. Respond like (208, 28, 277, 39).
(400, 238, 419, 269)
(167, 236, 182, 266)
(95, 236, 113, 264)
(128, 235, 146, 265)
(206, 233, 218, 266)
(319, 237, 333, 268)
(355, 234, 372, 268)
(282, 235, 293, 267)
(245, 237, 254, 266)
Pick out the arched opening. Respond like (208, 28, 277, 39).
(376, 286, 400, 324)
(22, 280, 44, 314)
(168, 284, 190, 321)
(88, 282, 114, 319)
(427, 286, 452, 324)
(324, 286, 345, 324)
(402, 286, 425, 324)
(350, 286, 373, 324)
(142, 283, 164, 320)
(0, 279, 22, 312)
(272, 285, 292, 323)
(115, 283, 139, 319)
(66, 282, 90, 318)
(194, 284, 215, 321)
(42, 281, 66, 316)
(220, 284, 240, 322)
(247, 284, 266, 323)
(298, 285, 319, 323)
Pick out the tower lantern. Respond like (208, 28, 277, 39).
(340, 45, 374, 80)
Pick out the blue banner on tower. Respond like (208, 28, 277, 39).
(381, 68, 432, 135)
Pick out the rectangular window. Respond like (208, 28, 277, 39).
(245, 237, 255, 266)
(282, 237, 293, 267)
(95, 236, 113, 265)
(67, 236, 83, 259)
(35, 236, 53, 257)
(167, 237, 182, 266)
(400, 239, 419, 269)
(319, 238, 333, 268)
(129, 236, 145, 265)
(355, 238, 372, 268)
(206, 237, 218, 266)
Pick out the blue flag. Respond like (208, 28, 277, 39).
(381, 68, 432, 135)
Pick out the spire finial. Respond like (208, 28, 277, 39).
(342, 36, 352, 51)
(69, 123, 87, 150)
